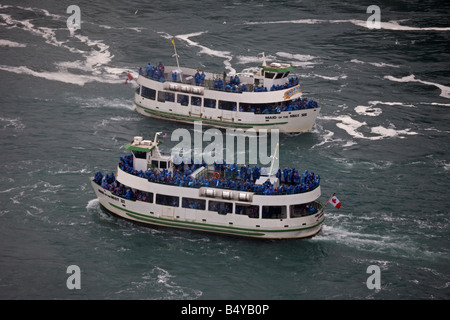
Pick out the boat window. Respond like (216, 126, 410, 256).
(141, 86, 156, 100)
(262, 205, 287, 219)
(156, 194, 179, 207)
(191, 96, 202, 106)
(160, 161, 167, 169)
(218, 100, 237, 111)
(151, 160, 159, 168)
(208, 200, 233, 215)
(182, 197, 206, 210)
(204, 98, 216, 109)
(158, 91, 175, 103)
(290, 202, 318, 218)
(264, 72, 275, 79)
(236, 204, 259, 219)
(157, 91, 165, 102)
(133, 151, 146, 159)
(275, 72, 285, 79)
(239, 102, 279, 114)
(136, 190, 153, 203)
(177, 94, 189, 106)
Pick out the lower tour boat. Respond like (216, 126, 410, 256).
(133, 50, 321, 133)
(90, 134, 325, 239)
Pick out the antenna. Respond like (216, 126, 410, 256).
(171, 38, 183, 82)
(154, 132, 162, 143)
(258, 52, 267, 67)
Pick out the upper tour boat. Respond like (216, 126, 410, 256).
(133, 49, 321, 133)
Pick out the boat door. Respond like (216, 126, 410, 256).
(190, 96, 202, 118)
(161, 206, 174, 218)
(220, 100, 237, 122)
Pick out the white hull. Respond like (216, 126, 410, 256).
(134, 65, 320, 133)
(91, 174, 324, 239)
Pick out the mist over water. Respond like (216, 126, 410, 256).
(0, 1, 449, 300)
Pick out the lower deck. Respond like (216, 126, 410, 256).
(91, 175, 325, 239)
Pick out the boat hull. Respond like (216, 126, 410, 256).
(91, 179, 324, 239)
(134, 99, 319, 133)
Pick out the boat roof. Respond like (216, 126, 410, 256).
(125, 136, 161, 153)
(260, 62, 294, 73)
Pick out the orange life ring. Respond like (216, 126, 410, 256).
(213, 172, 220, 179)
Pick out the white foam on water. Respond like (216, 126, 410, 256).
(118, 267, 203, 299)
(0, 39, 26, 47)
(427, 102, 450, 107)
(275, 51, 319, 68)
(299, 72, 347, 81)
(370, 100, 416, 108)
(245, 19, 450, 31)
(322, 115, 367, 139)
(0, 116, 25, 131)
(322, 114, 418, 141)
(316, 224, 399, 252)
(384, 74, 450, 99)
(86, 198, 99, 210)
(355, 105, 382, 116)
(0, 64, 121, 86)
(370, 125, 418, 140)
(14, 5, 62, 20)
(77, 97, 135, 111)
(174, 31, 236, 74)
(0, 7, 129, 86)
(354, 100, 415, 117)
(350, 59, 400, 68)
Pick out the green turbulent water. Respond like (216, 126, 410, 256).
(0, 0, 449, 300)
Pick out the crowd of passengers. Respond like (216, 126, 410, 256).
(138, 62, 166, 82)
(213, 74, 300, 93)
(138, 62, 302, 95)
(239, 97, 319, 114)
(93, 154, 320, 200)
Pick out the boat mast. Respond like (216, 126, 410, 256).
(154, 132, 162, 143)
(171, 38, 183, 82)
(258, 52, 267, 67)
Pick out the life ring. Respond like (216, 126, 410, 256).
(213, 172, 220, 179)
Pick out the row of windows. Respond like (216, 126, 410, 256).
(134, 189, 318, 219)
(140, 86, 279, 112)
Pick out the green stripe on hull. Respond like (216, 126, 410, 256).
(134, 101, 289, 128)
(108, 203, 323, 237)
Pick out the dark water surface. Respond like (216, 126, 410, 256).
(0, 0, 449, 300)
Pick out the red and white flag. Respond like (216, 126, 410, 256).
(125, 72, 133, 84)
(328, 194, 342, 209)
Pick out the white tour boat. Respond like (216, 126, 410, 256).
(90, 134, 325, 239)
(133, 52, 321, 133)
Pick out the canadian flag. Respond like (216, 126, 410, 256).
(328, 194, 342, 209)
(125, 72, 133, 84)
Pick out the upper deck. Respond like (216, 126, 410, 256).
(115, 137, 321, 197)
(138, 60, 301, 96)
